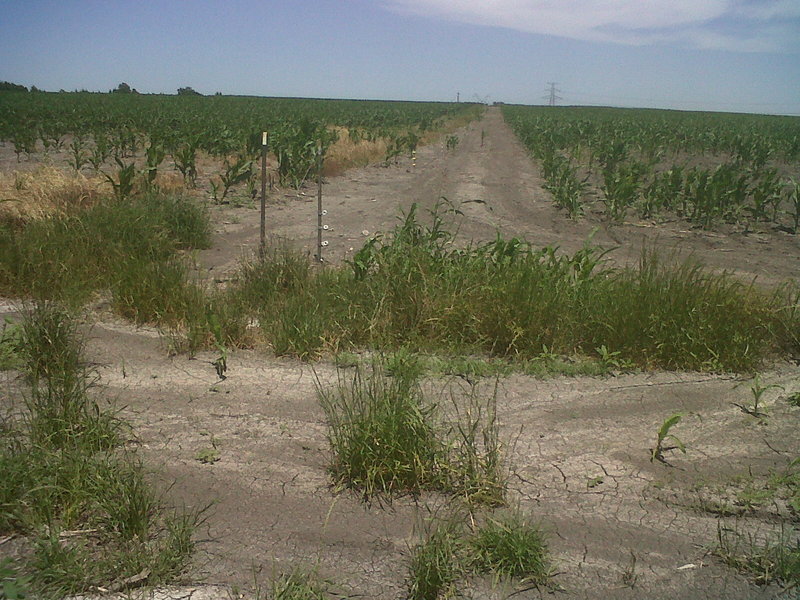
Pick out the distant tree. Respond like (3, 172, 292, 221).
(30, 85, 41, 93)
(177, 86, 202, 96)
(112, 82, 133, 94)
(0, 81, 28, 92)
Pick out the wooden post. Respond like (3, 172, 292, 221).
(316, 143, 324, 262)
(259, 131, 268, 259)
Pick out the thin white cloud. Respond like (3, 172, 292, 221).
(384, 0, 800, 52)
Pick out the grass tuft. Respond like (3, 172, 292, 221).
(469, 511, 552, 583)
(407, 519, 464, 600)
(319, 360, 446, 499)
(406, 508, 554, 598)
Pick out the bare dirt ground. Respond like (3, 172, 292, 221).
(2, 107, 800, 599)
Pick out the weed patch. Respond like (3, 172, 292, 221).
(0, 192, 210, 322)
(407, 508, 553, 599)
(0, 304, 199, 597)
(263, 203, 797, 371)
(715, 524, 799, 588)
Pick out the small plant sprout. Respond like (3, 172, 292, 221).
(651, 413, 687, 464)
(734, 375, 783, 419)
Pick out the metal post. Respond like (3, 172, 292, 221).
(260, 131, 269, 260)
(316, 144, 324, 262)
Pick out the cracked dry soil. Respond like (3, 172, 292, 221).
(3, 107, 800, 599)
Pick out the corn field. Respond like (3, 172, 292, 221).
(503, 105, 800, 232)
(0, 91, 477, 190)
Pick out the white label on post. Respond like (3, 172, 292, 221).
(262, 132, 268, 146)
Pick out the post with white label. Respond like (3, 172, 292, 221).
(259, 131, 269, 260)
(316, 143, 324, 262)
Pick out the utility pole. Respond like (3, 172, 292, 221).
(456, 92, 460, 103)
(543, 82, 562, 106)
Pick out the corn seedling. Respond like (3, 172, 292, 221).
(733, 375, 783, 419)
(650, 413, 687, 464)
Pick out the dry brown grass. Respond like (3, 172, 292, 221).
(152, 171, 187, 195)
(0, 166, 107, 225)
(323, 127, 389, 177)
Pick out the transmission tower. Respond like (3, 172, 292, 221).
(543, 82, 562, 106)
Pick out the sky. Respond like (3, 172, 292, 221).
(1, 0, 799, 115)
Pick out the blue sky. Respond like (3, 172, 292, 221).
(1, 0, 798, 114)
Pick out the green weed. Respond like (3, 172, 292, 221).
(407, 519, 465, 600)
(318, 361, 507, 504)
(469, 510, 552, 584)
(715, 524, 799, 588)
(318, 361, 445, 499)
(406, 508, 553, 599)
(269, 568, 330, 600)
(0, 318, 23, 370)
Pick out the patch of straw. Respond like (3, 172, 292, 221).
(0, 166, 107, 225)
(324, 127, 389, 176)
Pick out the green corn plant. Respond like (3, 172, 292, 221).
(543, 154, 587, 219)
(748, 168, 782, 223)
(102, 157, 137, 199)
(650, 413, 687, 464)
(218, 154, 253, 201)
(145, 139, 166, 185)
(786, 178, 800, 234)
(88, 132, 110, 172)
(173, 139, 199, 187)
(733, 376, 783, 419)
(601, 162, 644, 222)
(67, 135, 89, 172)
(11, 131, 36, 161)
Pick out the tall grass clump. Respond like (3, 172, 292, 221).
(0, 191, 209, 324)
(318, 359, 507, 504)
(318, 359, 446, 499)
(229, 203, 797, 371)
(0, 304, 199, 597)
(584, 251, 793, 371)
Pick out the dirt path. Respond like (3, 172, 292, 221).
(2, 109, 800, 599)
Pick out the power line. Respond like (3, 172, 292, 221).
(543, 82, 563, 106)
